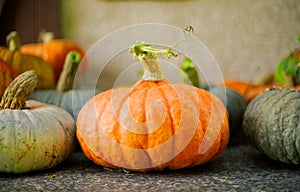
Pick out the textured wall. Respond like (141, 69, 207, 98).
(61, 0, 300, 86)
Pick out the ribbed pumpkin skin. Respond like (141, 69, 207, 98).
(0, 100, 76, 173)
(0, 47, 55, 89)
(243, 89, 300, 164)
(21, 40, 86, 80)
(0, 60, 18, 97)
(76, 80, 229, 172)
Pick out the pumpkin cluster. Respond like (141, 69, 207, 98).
(178, 34, 300, 165)
(1, 30, 299, 174)
(0, 31, 89, 173)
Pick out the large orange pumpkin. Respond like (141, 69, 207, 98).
(76, 42, 229, 172)
(21, 31, 86, 80)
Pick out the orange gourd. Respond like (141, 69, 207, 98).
(21, 31, 86, 80)
(76, 42, 229, 172)
(0, 59, 18, 97)
(0, 31, 55, 89)
(220, 79, 275, 103)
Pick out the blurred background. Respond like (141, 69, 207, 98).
(0, 0, 299, 85)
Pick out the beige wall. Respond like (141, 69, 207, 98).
(61, 0, 300, 86)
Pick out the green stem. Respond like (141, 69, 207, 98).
(130, 42, 178, 81)
(0, 70, 38, 110)
(56, 51, 81, 92)
(6, 31, 21, 51)
(179, 57, 200, 87)
(38, 30, 55, 43)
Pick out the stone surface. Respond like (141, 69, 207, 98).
(0, 144, 299, 191)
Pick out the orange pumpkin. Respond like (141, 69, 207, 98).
(220, 79, 275, 103)
(0, 59, 18, 97)
(21, 31, 86, 80)
(76, 42, 229, 172)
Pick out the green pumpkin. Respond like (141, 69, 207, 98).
(209, 86, 247, 138)
(29, 89, 101, 119)
(243, 88, 300, 164)
(28, 51, 101, 119)
(0, 71, 76, 173)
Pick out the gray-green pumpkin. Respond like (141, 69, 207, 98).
(29, 89, 101, 119)
(243, 88, 300, 164)
(209, 86, 247, 138)
(0, 71, 76, 173)
(28, 51, 101, 119)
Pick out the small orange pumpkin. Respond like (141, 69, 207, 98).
(219, 79, 275, 103)
(76, 42, 229, 172)
(0, 31, 55, 89)
(21, 31, 86, 80)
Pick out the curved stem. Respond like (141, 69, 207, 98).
(0, 70, 38, 110)
(179, 57, 200, 87)
(56, 51, 81, 92)
(6, 31, 21, 51)
(130, 42, 178, 81)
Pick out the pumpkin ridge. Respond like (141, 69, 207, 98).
(254, 90, 279, 155)
(146, 81, 174, 168)
(34, 103, 75, 160)
(94, 89, 132, 149)
(279, 91, 300, 163)
(41, 107, 74, 158)
(266, 90, 297, 162)
(22, 109, 43, 170)
(244, 90, 275, 149)
(261, 91, 283, 158)
(156, 82, 175, 135)
(141, 82, 150, 148)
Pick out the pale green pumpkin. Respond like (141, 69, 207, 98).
(0, 70, 76, 173)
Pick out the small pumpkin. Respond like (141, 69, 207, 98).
(21, 31, 86, 80)
(243, 88, 300, 164)
(0, 31, 55, 89)
(28, 51, 101, 119)
(209, 86, 247, 139)
(0, 70, 76, 173)
(0, 59, 18, 97)
(76, 42, 229, 172)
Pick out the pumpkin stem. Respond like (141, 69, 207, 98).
(56, 51, 81, 92)
(130, 42, 179, 81)
(38, 30, 55, 43)
(179, 57, 200, 87)
(274, 53, 300, 88)
(6, 31, 21, 51)
(0, 70, 38, 110)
